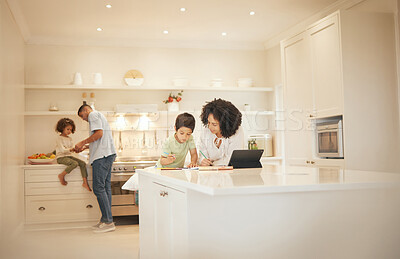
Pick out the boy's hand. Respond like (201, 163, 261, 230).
(164, 154, 176, 164)
(187, 162, 198, 168)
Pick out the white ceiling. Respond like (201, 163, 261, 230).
(7, 0, 395, 49)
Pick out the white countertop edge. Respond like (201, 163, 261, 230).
(138, 169, 215, 195)
(21, 164, 89, 169)
(137, 169, 400, 196)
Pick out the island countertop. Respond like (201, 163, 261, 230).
(137, 165, 400, 196)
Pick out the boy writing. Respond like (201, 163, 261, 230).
(157, 112, 198, 168)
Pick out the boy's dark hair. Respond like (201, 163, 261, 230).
(56, 118, 76, 134)
(77, 104, 92, 116)
(175, 113, 196, 132)
(200, 98, 242, 138)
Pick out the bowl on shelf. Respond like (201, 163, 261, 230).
(172, 77, 189, 87)
(125, 78, 144, 86)
(124, 70, 144, 86)
(28, 158, 56, 164)
(237, 78, 253, 87)
(210, 79, 223, 87)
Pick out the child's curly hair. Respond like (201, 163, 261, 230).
(56, 118, 76, 134)
(200, 98, 242, 138)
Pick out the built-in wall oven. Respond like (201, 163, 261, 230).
(111, 160, 156, 216)
(316, 119, 344, 158)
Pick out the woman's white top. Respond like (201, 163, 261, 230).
(55, 135, 73, 158)
(198, 126, 244, 166)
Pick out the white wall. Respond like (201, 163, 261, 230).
(25, 45, 268, 87)
(24, 45, 276, 158)
(0, 0, 25, 242)
(264, 45, 282, 87)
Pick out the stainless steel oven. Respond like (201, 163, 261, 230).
(111, 160, 157, 216)
(316, 120, 344, 158)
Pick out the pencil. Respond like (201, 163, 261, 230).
(199, 150, 208, 160)
(163, 151, 175, 157)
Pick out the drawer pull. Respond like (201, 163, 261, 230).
(86, 204, 93, 209)
(38, 207, 45, 211)
(310, 161, 315, 164)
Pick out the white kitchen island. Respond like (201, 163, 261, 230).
(138, 165, 400, 259)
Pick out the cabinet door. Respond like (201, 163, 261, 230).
(281, 32, 314, 166)
(154, 183, 187, 259)
(308, 14, 344, 117)
(140, 180, 188, 259)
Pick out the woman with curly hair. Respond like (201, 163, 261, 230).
(198, 98, 244, 166)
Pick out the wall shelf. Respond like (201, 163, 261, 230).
(24, 111, 115, 116)
(24, 110, 276, 116)
(25, 84, 274, 92)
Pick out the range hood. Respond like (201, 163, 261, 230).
(115, 104, 158, 115)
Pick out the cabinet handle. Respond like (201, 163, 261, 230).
(159, 191, 169, 197)
(310, 161, 315, 165)
(86, 204, 93, 209)
(38, 207, 45, 211)
(306, 160, 310, 164)
(309, 114, 314, 118)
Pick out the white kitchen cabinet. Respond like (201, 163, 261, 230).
(281, 10, 400, 172)
(308, 14, 344, 118)
(23, 165, 100, 224)
(139, 177, 187, 259)
(281, 32, 314, 166)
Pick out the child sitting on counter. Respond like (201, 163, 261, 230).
(156, 112, 198, 168)
(55, 118, 91, 191)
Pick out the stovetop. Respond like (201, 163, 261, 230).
(112, 160, 157, 173)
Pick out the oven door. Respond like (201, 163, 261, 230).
(111, 172, 135, 206)
(316, 128, 343, 158)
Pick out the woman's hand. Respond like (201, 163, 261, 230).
(200, 158, 213, 166)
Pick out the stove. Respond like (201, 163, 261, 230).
(111, 159, 157, 216)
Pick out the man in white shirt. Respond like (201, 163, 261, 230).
(75, 104, 116, 233)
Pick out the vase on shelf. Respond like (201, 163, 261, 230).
(167, 101, 180, 112)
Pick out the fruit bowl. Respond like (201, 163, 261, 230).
(28, 158, 56, 164)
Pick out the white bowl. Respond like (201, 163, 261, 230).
(210, 80, 223, 87)
(237, 78, 253, 87)
(237, 81, 253, 87)
(28, 158, 56, 164)
(172, 78, 189, 87)
(125, 78, 144, 86)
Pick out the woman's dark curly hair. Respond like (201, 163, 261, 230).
(200, 99, 242, 138)
(56, 118, 76, 134)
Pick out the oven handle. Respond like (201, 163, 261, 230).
(113, 172, 135, 176)
(317, 129, 339, 133)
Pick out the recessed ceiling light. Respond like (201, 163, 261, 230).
(221, 32, 227, 36)
(180, 7, 186, 12)
(163, 30, 169, 34)
(250, 11, 255, 15)
(105, 4, 112, 8)
(97, 27, 103, 32)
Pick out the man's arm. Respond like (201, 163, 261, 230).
(75, 129, 103, 152)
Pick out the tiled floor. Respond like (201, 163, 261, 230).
(1, 224, 140, 259)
